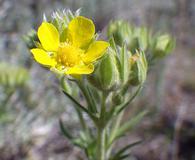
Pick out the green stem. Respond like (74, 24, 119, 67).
(100, 92, 107, 121)
(97, 127, 106, 160)
(97, 92, 108, 160)
(75, 107, 87, 131)
(107, 111, 124, 158)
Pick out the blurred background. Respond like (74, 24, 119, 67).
(0, 0, 195, 159)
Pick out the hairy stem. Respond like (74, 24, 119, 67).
(97, 127, 106, 160)
(97, 92, 108, 160)
(107, 111, 124, 158)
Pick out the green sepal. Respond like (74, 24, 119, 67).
(132, 27, 148, 52)
(119, 44, 130, 85)
(60, 28, 69, 42)
(88, 48, 120, 92)
(129, 50, 148, 86)
(109, 37, 118, 54)
(99, 51, 120, 91)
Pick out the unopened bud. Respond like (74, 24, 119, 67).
(23, 30, 38, 49)
(107, 21, 149, 53)
(112, 93, 124, 105)
(153, 34, 175, 58)
(88, 48, 120, 91)
(129, 51, 148, 86)
(107, 20, 132, 46)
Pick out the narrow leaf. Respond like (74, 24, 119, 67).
(62, 90, 98, 123)
(86, 85, 98, 113)
(114, 140, 141, 157)
(116, 111, 148, 139)
(116, 85, 142, 114)
(117, 154, 129, 160)
(59, 118, 73, 139)
(63, 90, 89, 114)
(77, 81, 97, 114)
(109, 140, 142, 160)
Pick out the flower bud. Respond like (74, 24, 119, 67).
(152, 34, 175, 58)
(117, 45, 131, 85)
(107, 20, 132, 46)
(129, 51, 148, 86)
(0, 63, 29, 88)
(112, 93, 124, 105)
(51, 9, 78, 40)
(88, 48, 120, 91)
(15, 68, 29, 86)
(132, 27, 148, 52)
(23, 30, 38, 49)
(107, 21, 149, 53)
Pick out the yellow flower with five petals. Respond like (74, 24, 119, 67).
(31, 16, 109, 75)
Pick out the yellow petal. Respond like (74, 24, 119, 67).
(31, 48, 56, 67)
(38, 22, 59, 51)
(68, 16, 95, 48)
(83, 41, 109, 63)
(65, 64, 94, 75)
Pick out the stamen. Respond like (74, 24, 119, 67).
(56, 43, 83, 67)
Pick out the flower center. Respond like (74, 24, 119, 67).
(57, 43, 83, 67)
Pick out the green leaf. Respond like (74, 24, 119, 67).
(117, 154, 129, 160)
(63, 90, 88, 113)
(62, 90, 98, 123)
(59, 118, 73, 139)
(77, 81, 98, 114)
(72, 138, 87, 149)
(88, 84, 101, 105)
(86, 85, 98, 113)
(116, 85, 142, 114)
(109, 140, 142, 160)
(105, 85, 142, 126)
(72, 131, 91, 149)
(115, 110, 148, 139)
(86, 139, 97, 159)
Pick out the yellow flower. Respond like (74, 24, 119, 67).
(30, 16, 109, 75)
